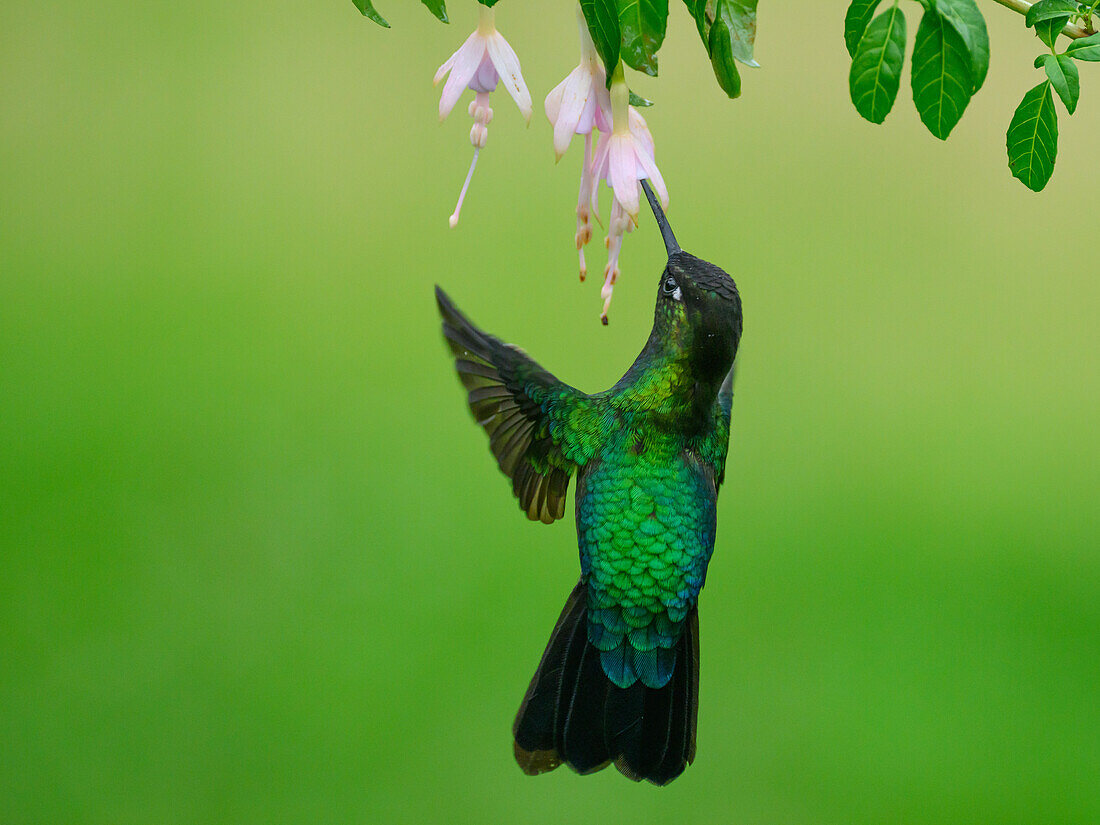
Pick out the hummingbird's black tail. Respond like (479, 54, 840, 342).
(513, 581, 698, 786)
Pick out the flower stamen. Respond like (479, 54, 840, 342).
(449, 148, 480, 229)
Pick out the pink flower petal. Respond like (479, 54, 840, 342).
(438, 34, 485, 121)
(628, 107, 655, 158)
(574, 91, 598, 135)
(470, 53, 499, 93)
(635, 148, 668, 209)
(486, 31, 532, 122)
(590, 132, 609, 224)
(591, 131, 610, 181)
(594, 84, 613, 133)
(608, 135, 640, 217)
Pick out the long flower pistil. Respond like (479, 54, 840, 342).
(434, 5, 532, 227)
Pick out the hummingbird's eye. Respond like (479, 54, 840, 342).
(663, 277, 677, 295)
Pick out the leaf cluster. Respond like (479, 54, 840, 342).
(845, 0, 1099, 192)
(1009, 2, 1098, 191)
(579, 1, 759, 98)
(847, 0, 987, 137)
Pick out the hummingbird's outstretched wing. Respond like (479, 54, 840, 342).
(436, 287, 600, 524)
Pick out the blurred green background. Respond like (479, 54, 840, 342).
(2, 1, 1098, 823)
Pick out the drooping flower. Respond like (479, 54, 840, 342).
(544, 8, 609, 161)
(434, 6, 532, 227)
(589, 67, 669, 322)
(591, 106, 668, 220)
(545, 7, 611, 281)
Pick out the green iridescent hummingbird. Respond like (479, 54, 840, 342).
(436, 182, 743, 785)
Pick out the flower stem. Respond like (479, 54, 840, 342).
(477, 3, 494, 35)
(987, 0, 1095, 37)
(609, 60, 629, 136)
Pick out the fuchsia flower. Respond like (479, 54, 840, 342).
(545, 12, 669, 322)
(591, 106, 668, 220)
(544, 10, 609, 161)
(591, 77, 668, 323)
(434, 6, 532, 227)
(544, 9, 611, 282)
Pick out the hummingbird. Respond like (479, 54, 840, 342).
(435, 182, 743, 785)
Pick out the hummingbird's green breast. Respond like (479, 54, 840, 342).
(578, 425, 717, 689)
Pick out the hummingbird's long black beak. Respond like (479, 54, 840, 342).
(641, 180, 680, 257)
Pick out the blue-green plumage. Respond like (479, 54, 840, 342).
(437, 183, 742, 785)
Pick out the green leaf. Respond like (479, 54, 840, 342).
(715, 0, 760, 67)
(681, 0, 754, 96)
(420, 0, 448, 22)
(849, 6, 907, 124)
(1038, 53, 1080, 112)
(629, 90, 654, 107)
(1025, 0, 1079, 26)
(911, 7, 973, 139)
(477, 0, 502, 6)
(845, 0, 884, 58)
(580, 0, 621, 75)
(682, 0, 707, 45)
(617, 0, 669, 76)
(1026, 2, 1079, 50)
(353, 0, 389, 27)
(708, 14, 743, 98)
(1066, 31, 1100, 60)
(936, 0, 990, 92)
(1007, 81, 1058, 192)
(1034, 16, 1069, 49)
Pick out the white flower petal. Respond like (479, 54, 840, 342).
(486, 31, 532, 122)
(552, 67, 592, 158)
(438, 34, 486, 121)
(544, 76, 568, 127)
(433, 50, 457, 86)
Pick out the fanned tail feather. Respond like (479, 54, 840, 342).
(513, 581, 699, 786)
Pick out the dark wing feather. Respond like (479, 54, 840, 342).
(437, 287, 598, 524)
(714, 361, 736, 491)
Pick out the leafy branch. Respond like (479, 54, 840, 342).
(845, 0, 1099, 190)
(990, 0, 1096, 38)
(355, 0, 1099, 204)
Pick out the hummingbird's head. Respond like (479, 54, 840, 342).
(642, 182, 743, 385)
